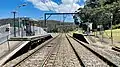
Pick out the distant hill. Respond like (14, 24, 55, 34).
(0, 18, 74, 32)
(0, 18, 73, 26)
(0, 18, 13, 26)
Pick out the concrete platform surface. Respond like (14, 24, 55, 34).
(48, 33, 59, 38)
(8, 34, 50, 41)
(0, 41, 29, 66)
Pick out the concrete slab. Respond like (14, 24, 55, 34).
(48, 33, 59, 38)
(0, 41, 29, 66)
(0, 41, 21, 58)
(8, 34, 50, 41)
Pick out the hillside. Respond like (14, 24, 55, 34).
(0, 18, 74, 32)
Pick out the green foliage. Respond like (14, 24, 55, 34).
(77, 0, 120, 29)
(112, 24, 120, 29)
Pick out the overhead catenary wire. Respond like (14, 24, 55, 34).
(70, 0, 80, 25)
(41, 0, 52, 27)
(62, 0, 76, 23)
(41, 0, 52, 11)
(70, 0, 80, 17)
(48, 0, 56, 12)
(55, 0, 61, 13)
(69, 0, 74, 13)
(42, 0, 59, 12)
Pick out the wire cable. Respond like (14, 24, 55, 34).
(69, 0, 74, 13)
(41, 0, 52, 11)
(49, 0, 56, 12)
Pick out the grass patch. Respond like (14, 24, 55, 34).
(114, 44, 120, 48)
(70, 30, 83, 35)
(103, 29, 120, 42)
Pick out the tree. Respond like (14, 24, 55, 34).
(73, 15, 79, 25)
(77, 0, 120, 30)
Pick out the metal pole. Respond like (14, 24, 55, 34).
(33, 21, 35, 35)
(39, 17, 43, 34)
(44, 14, 46, 27)
(21, 23, 23, 37)
(39, 21, 41, 34)
(18, 18, 20, 36)
(13, 12, 16, 37)
(7, 35, 10, 51)
(111, 13, 113, 45)
(101, 21, 103, 43)
(24, 17, 27, 36)
(24, 17, 26, 36)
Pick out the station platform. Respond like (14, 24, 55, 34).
(8, 34, 51, 41)
(0, 41, 29, 66)
(0, 34, 54, 66)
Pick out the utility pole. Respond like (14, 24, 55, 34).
(44, 14, 46, 27)
(12, 11, 17, 37)
(110, 13, 113, 45)
(105, 13, 113, 45)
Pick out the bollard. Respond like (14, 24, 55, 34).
(7, 35, 10, 51)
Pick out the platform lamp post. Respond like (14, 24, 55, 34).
(18, 4, 27, 36)
(11, 11, 17, 37)
(11, 3, 27, 37)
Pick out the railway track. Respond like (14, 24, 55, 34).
(4, 34, 81, 67)
(12, 34, 61, 67)
(66, 34, 111, 67)
(3, 33, 120, 67)
(18, 34, 80, 67)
